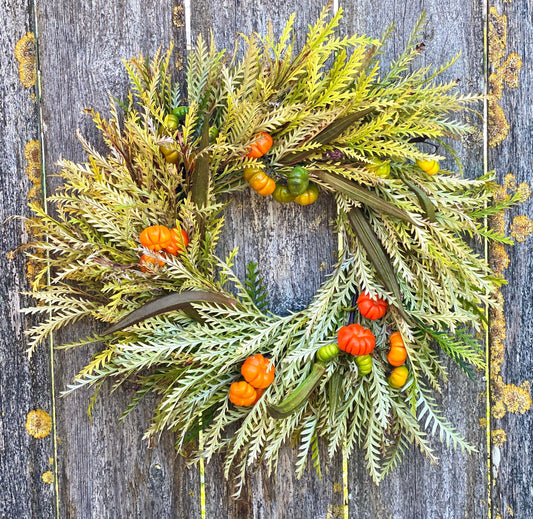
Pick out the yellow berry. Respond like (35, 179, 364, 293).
(416, 159, 439, 175)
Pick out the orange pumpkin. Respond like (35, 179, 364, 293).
(243, 166, 262, 182)
(229, 381, 257, 407)
(253, 387, 265, 404)
(241, 354, 275, 389)
(244, 167, 276, 196)
(140, 253, 165, 272)
(337, 324, 375, 356)
(357, 291, 388, 320)
(387, 332, 407, 366)
(251, 173, 276, 196)
(164, 227, 189, 255)
(246, 132, 273, 158)
(139, 225, 172, 251)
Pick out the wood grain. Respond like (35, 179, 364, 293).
(35, 1, 200, 517)
(191, 2, 344, 517)
(0, 1, 55, 518)
(340, 1, 489, 517)
(488, 1, 533, 518)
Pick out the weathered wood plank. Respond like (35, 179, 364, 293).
(0, 1, 56, 518)
(35, 1, 201, 517)
(190, 2, 344, 517)
(487, 2, 533, 518)
(340, 2, 489, 517)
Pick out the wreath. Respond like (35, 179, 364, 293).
(24, 8, 518, 493)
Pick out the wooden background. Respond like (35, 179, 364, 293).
(1, 0, 531, 517)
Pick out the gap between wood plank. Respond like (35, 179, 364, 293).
(331, 0, 350, 515)
(183, 2, 205, 516)
(185, 0, 192, 50)
(31, 1, 60, 516)
(483, 1, 493, 516)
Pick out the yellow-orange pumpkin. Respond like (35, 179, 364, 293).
(387, 332, 407, 366)
(139, 225, 172, 251)
(229, 381, 257, 406)
(241, 354, 275, 389)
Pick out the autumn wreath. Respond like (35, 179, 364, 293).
(24, 8, 518, 493)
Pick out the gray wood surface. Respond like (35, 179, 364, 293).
(488, 1, 533, 518)
(0, 1, 55, 518)
(2, 0, 532, 517)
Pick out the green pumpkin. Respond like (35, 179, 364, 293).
(172, 106, 189, 118)
(372, 162, 390, 178)
(355, 354, 373, 376)
(272, 184, 295, 203)
(159, 146, 179, 164)
(164, 114, 180, 131)
(316, 343, 340, 362)
(287, 166, 309, 196)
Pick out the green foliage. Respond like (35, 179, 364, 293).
(22, 5, 516, 495)
(244, 261, 269, 312)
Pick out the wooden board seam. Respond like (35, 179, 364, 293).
(32, 1, 60, 515)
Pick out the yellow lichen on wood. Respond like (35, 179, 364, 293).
(326, 504, 347, 519)
(14, 32, 36, 61)
(492, 429, 507, 447)
(510, 215, 533, 242)
(489, 244, 510, 274)
(25, 409, 52, 439)
(14, 33, 37, 88)
(332, 482, 343, 493)
(501, 53, 522, 88)
(503, 174, 517, 192)
(489, 181, 508, 381)
(487, 101, 509, 148)
(173, 5, 185, 28)
(488, 7, 507, 65)
(24, 140, 44, 290)
(175, 53, 185, 72)
(25, 140, 42, 206)
(488, 8, 522, 148)
(492, 375, 532, 417)
(492, 400, 506, 420)
(41, 471, 54, 484)
(502, 174, 531, 204)
(502, 380, 532, 414)
(489, 304, 506, 378)
(25, 140, 41, 169)
(488, 176, 532, 421)
(489, 52, 522, 104)
(489, 212, 506, 237)
(516, 182, 531, 202)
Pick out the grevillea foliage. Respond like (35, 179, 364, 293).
(23, 7, 519, 495)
